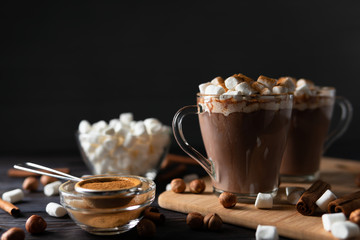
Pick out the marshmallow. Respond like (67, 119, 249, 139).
(2, 189, 24, 203)
(78, 120, 91, 134)
(46, 202, 67, 217)
(205, 84, 226, 95)
(297, 78, 315, 88)
(119, 112, 134, 125)
(260, 88, 272, 96)
(331, 221, 360, 239)
(235, 82, 255, 95)
(132, 121, 148, 138)
(233, 73, 254, 84)
(211, 76, 225, 86)
(94, 145, 109, 159)
(108, 118, 120, 127)
(92, 120, 107, 132)
(272, 86, 288, 94)
(44, 181, 62, 196)
(144, 118, 162, 135)
(103, 127, 115, 135)
(294, 84, 312, 97)
(255, 193, 273, 209)
(199, 82, 211, 94)
(255, 225, 279, 240)
(78, 114, 170, 176)
(322, 212, 346, 232)
(122, 132, 137, 148)
(277, 77, 296, 92)
(316, 189, 337, 212)
(225, 76, 241, 90)
(285, 187, 305, 205)
(252, 82, 266, 92)
(257, 75, 277, 89)
(114, 122, 129, 136)
(103, 137, 118, 151)
(220, 91, 242, 100)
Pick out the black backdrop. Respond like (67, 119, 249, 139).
(1, 1, 359, 160)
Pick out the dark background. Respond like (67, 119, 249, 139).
(1, 1, 359, 160)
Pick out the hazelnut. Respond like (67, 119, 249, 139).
(22, 176, 39, 192)
(186, 212, 204, 230)
(170, 178, 186, 193)
(219, 192, 237, 208)
(189, 179, 206, 194)
(203, 213, 222, 231)
(350, 209, 360, 226)
(25, 215, 47, 234)
(137, 218, 156, 237)
(40, 175, 57, 186)
(1, 227, 25, 240)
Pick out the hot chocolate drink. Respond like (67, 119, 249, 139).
(198, 97, 292, 194)
(280, 98, 334, 177)
(173, 74, 294, 198)
(280, 81, 338, 181)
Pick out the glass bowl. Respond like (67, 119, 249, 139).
(76, 127, 171, 180)
(59, 175, 155, 235)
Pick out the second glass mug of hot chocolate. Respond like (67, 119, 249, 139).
(173, 93, 293, 200)
(279, 86, 353, 182)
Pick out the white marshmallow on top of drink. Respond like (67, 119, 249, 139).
(78, 113, 171, 176)
(199, 74, 296, 97)
(198, 74, 296, 116)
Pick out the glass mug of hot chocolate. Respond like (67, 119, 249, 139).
(279, 78, 353, 182)
(173, 74, 294, 200)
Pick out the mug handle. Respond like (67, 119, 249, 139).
(323, 96, 353, 152)
(172, 105, 214, 179)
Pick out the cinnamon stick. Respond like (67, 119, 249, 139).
(144, 207, 165, 224)
(328, 191, 360, 217)
(0, 198, 20, 217)
(296, 180, 331, 216)
(161, 154, 197, 169)
(156, 164, 187, 181)
(8, 168, 70, 178)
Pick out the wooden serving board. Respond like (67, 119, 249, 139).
(158, 157, 360, 240)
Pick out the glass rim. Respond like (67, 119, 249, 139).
(60, 175, 155, 196)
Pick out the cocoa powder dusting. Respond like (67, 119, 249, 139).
(81, 180, 136, 190)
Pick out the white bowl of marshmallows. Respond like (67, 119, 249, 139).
(77, 113, 171, 180)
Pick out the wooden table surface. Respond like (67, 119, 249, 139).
(1, 154, 353, 240)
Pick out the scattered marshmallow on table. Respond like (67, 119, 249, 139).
(46, 202, 67, 217)
(316, 189, 337, 212)
(255, 193, 273, 209)
(44, 181, 62, 196)
(331, 221, 360, 239)
(322, 212, 346, 232)
(2, 189, 24, 203)
(255, 225, 279, 240)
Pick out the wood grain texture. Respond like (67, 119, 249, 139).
(158, 157, 360, 240)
